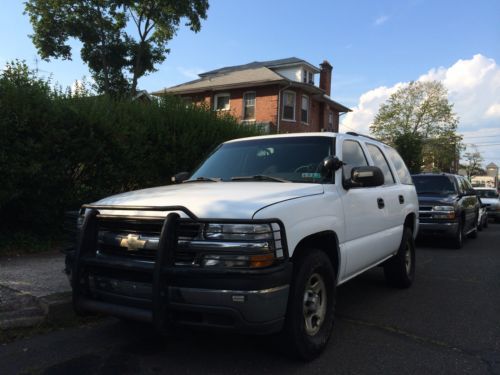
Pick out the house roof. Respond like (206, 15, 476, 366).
(151, 57, 351, 113)
(151, 67, 288, 95)
(198, 57, 320, 77)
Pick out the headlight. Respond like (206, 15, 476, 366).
(432, 206, 454, 211)
(196, 222, 284, 268)
(431, 206, 455, 219)
(204, 223, 274, 240)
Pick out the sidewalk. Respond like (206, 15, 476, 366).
(0, 251, 72, 329)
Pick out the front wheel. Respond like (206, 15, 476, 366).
(383, 227, 415, 288)
(283, 250, 336, 361)
(453, 219, 464, 249)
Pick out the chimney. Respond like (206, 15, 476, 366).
(319, 60, 333, 96)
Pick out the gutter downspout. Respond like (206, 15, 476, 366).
(277, 82, 292, 134)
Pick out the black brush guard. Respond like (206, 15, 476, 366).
(72, 204, 290, 332)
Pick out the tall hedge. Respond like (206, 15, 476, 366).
(0, 62, 261, 236)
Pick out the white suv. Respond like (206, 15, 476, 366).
(68, 132, 419, 360)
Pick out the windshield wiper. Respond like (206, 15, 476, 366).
(184, 177, 221, 183)
(231, 175, 290, 183)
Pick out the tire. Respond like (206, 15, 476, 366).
(453, 219, 464, 249)
(283, 249, 336, 361)
(383, 227, 415, 288)
(484, 217, 489, 228)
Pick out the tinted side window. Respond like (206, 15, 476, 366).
(342, 140, 368, 167)
(463, 178, 474, 193)
(385, 147, 413, 185)
(366, 143, 395, 185)
(455, 177, 464, 194)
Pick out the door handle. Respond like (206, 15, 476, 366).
(399, 195, 405, 204)
(377, 198, 385, 209)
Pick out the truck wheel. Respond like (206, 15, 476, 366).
(383, 227, 415, 288)
(453, 219, 464, 249)
(283, 250, 336, 361)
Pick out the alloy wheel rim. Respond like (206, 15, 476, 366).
(303, 272, 327, 336)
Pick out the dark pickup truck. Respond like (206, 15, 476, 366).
(412, 173, 480, 248)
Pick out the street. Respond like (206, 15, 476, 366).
(1, 224, 499, 375)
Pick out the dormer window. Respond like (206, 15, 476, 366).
(302, 69, 314, 84)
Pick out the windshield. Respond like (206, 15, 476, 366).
(412, 175, 457, 195)
(190, 136, 335, 183)
(475, 189, 499, 199)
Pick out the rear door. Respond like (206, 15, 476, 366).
(338, 139, 398, 279)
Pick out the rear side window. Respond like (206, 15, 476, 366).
(342, 140, 368, 167)
(385, 147, 413, 185)
(366, 143, 395, 185)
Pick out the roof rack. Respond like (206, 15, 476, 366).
(345, 131, 380, 142)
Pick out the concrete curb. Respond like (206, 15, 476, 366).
(39, 292, 74, 322)
(0, 288, 74, 330)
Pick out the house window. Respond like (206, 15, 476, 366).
(301, 95, 309, 123)
(328, 111, 333, 131)
(243, 92, 256, 120)
(303, 69, 307, 83)
(308, 72, 314, 84)
(282, 91, 296, 121)
(214, 93, 230, 111)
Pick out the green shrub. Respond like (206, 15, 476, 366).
(0, 61, 262, 242)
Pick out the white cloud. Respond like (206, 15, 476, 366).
(341, 54, 500, 165)
(485, 103, 500, 118)
(374, 15, 389, 26)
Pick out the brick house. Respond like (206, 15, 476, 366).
(151, 57, 351, 133)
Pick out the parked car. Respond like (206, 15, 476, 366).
(474, 187, 500, 223)
(412, 173, 480, 248)
(67, 132, 419, 360)
(476, 197, 489, 231)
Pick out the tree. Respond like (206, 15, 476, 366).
(25, 0, 209, 96)
(462, 146, 484, 179)
(370, 81, 461, 173)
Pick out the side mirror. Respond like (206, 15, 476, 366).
(321, 156, 344, 177)
(171, 171, 190, 184)
(345, 166, 384, 189)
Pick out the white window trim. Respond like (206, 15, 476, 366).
(282, 90, 296, 122)
(242, 91, 256, 121)
(301, 95, 309, 125)
(214, 93, 230, 111)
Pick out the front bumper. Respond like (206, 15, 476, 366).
(68, 205, 292, 334)
(417, 220, 459, 237)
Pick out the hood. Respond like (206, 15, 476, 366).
(417, 194, 458, 206)
(93, 182, 324, 219)
(480, 197, 500, 205)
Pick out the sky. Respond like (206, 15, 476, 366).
(1, 0, 499, 165)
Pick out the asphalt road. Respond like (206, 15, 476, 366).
(1, 224, 499, 375)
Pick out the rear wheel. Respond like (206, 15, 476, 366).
(384, 227, 415, 288)
(283, 249, 336, 361)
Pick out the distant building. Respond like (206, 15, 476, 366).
(152, 57, 351, 133)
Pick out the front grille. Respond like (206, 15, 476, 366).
(96, 218, 202, 261)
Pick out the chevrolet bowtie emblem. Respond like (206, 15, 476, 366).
(120, 234, 147, 251)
